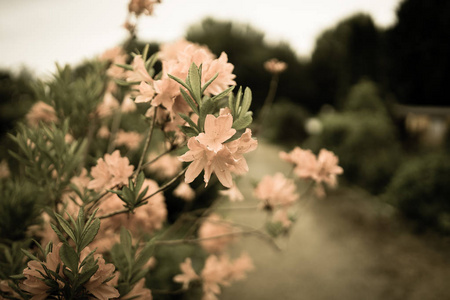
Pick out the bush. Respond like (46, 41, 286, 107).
(305, 111, 401, 194)
(385, 153, 450, 233)
(260, 99, 310, 146)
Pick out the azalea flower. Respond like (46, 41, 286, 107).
(254, 173, 299, 210)
(313, 149, 343, 188)
(83, 250, 119, 300)
(146, 153, 182, 179)
(114, 130, 143, 151)
(135, 81, 155, 104)
(97, 92, 120, 119)
(279, 147, 317, 179)
(198, 214, 235, 253)
(173, 258, 200, 290)
(126, 55, 152, 83)
(88, 150, 134, 192)
(219, 184, 244, 202)
(173, 182, 195, 201)
(264, 58, 287, 74)
(121, 94, 137, 113)
(120, 278, 152, 300)
(179, 112, 257, 188)
(26, 101, 58, 127)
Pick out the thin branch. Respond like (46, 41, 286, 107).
(134, 107, 157, 178)
(107, 111, 122, 153)
(98, 168, 187, 220)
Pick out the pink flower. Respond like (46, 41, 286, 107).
(97, 126, 111, 139)
(82, 248, 119, 300)
(120, 278, 152, 300)
(100, 46, 126, 62)
(313, 149, 343, 188)
(173, 182, 195, 201)
(179, 112, 257, 188)
(126, 55, 152, 83)
(135, 81, 155, 104)
(88, 150, 134, 192)
(121, 94, 137, 113)
(26, 101, 58, 127)
(202, 52, 236, 95)
(114, 130, 143, 151)
(279, 147, 318, 179)
(20, 243, 64, 300)
(0, 160, 10, 179)
(173, 258, 200, 290)
(146, 153, 182, 179)
(97, 92, 120, 119)
(198, 214, 235, 253)
(264, 58, 287, 74)
(254, 173, 298, 210)
(219, 184, 244, 202)
(227, 252, 254, 281)
(196, 113, 236, 152)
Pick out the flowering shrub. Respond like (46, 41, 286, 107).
(0, 2, 344, 300)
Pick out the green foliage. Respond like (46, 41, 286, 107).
(185, 18, 315, 112)
(33, 62, 107, 138)
(260, 100, 309, 146)
(342, 79, 388, 114)
(305, 111, 401, 194)
(109, 172, 149, 212)
(0, 179, 42, 243)
(385, 153, 450, 233)
(387, 0, 450, 106)
(9, 121, 86, 206)
(111, 227, 155, 297)
(310, 13, 384, 107)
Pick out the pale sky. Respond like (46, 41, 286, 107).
(0, 0, 400, 77)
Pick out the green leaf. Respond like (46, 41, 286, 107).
(202, 72, 219, 94)
(79, 218, 100, 251)
(115, 63, 134, 71)
(21, 249, 39, 261)
(78, 264, 99, 287)
(135, 172, 145, 194)
(188, 63, 201, 103)
(179, 88, 199, 115)
(167, 74, 194, 97)
(240, 87, 252, 118)
(211, 86, 235, 102)
(234, 86, 243, 114)
(179, 114, 200, 131)
(198, 98, 215, 131)
(60, 244, 79, 273)
(50, 223, 68, 244)
(180, 126, 200, 138)
(232, 112, 253, 130)
(55, 214, 77, 242)
(142, 44, 150, 61)
(134, 240, 155, 268)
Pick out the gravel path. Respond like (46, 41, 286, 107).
(219, 143, 450, 300)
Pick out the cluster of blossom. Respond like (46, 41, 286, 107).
(174, 253, 253, 300)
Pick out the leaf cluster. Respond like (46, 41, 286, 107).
(111, 227, 155, 297)
(108, 172, 149, 212)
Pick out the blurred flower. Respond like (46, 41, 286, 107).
(173, 182, 195, 201)
(219, 184, 244, 202)
(173, 258, 200, 290)
(264, 58, 287, 74)
(97, 92, 120, 119)
(202, 52, 236, 95)
(279, 147, 317, 179)
(135, 82, 155, 104)
(0, 280, 20, 298)
(254, 173, 298, 210)
(0, 160, 10, 179)
(126, 55, 152, 83)
(146, 153, 182, 179)
(313, 149, 343, 188)
(120, 278, 152, 300)
(198, 214, 235, 253)
(227, 252, 254, 281)
(128, 0, 161, 16)
(121, 94, 137, 113)
(88, 150, 134, 192)
(97, 125, 111, 139)
(26, 101, 58, 127)
(114, 130, 143, 151)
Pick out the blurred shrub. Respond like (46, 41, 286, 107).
(260, 99, 310, 146)
(385, 153, 450, 234)
(305, 81, 401, 194)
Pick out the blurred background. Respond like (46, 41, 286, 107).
(1, 0, 450, 299)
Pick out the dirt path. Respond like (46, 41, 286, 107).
(220, 143, 450, 300)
